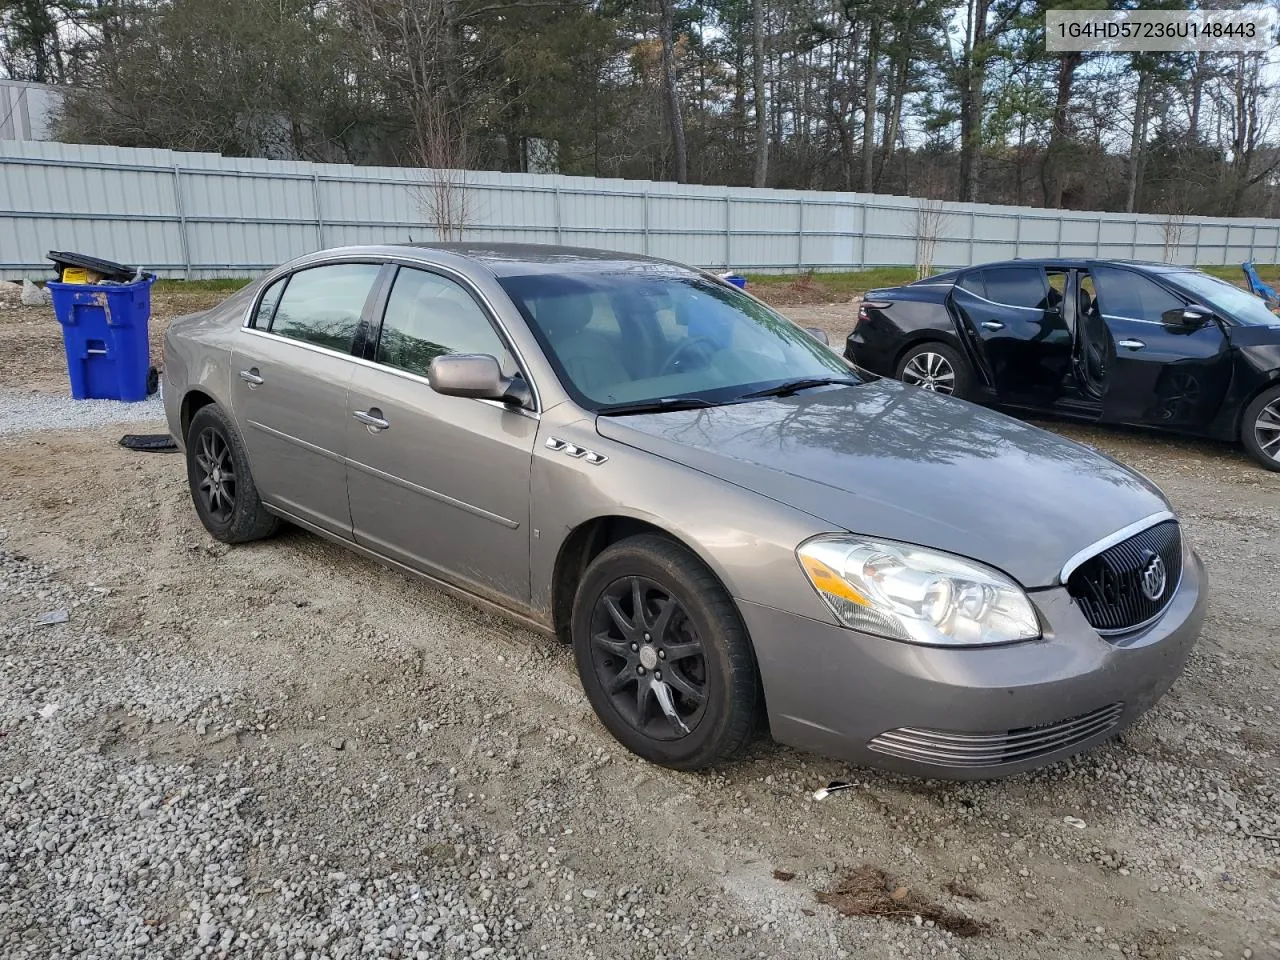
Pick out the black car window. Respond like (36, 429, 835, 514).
(956, 271, 985, 298)
(1091, 266, 1184, 322)
(981, 266, 1047, 309)
(270, 263, 381, 352)
(376, 267, 515, 379)
(1043, 269, 1067, 313)
(252, 276, 286, 329)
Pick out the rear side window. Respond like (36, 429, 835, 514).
(1090, 266, 1184, 321)
(251, 276, 286, 329)
(957, 272, 985, 298)
(269, 263, 382, 353)
(981, 266, 1047, 309)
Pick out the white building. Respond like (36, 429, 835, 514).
(0, 79, 63, 142)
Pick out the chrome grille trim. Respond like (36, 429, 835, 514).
(1067, 520, 1182, 633)
(867, 703, 1124, 767)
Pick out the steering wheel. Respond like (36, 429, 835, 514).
(659, 337, 719, 376)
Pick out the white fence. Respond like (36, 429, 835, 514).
(3, 140, 1280, 280)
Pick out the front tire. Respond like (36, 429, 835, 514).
(1241, 385, 1280, 472)
(186, 404, 279, 542)
(570, 534, 760, 770)
(895, 342, 974, 399)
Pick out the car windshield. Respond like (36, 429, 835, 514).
(1170, 271, 1280, 326)
(497, 270, 858, 410)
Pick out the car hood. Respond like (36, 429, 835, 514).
(594, 382, 1170, 588)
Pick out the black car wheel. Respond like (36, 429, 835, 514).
(186, 404, 280, 542)
(1241, 385, 1280, 472)
(896, 342, 974, 399)
(571, 534, 760, 770)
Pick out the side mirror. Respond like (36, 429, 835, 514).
(428, 354, 530, 407)
(804, 326, 830, 346)
(1162, 304, 1212, 328)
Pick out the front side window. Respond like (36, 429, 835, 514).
(270, 263, 382, 352)
(1090, 266, 1184, 322)
(498, 270, 855, 408)
(376, 267, 515, 378)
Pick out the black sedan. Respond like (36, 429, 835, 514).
(845, 259, 1280, 470)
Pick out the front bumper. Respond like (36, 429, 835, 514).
(740, 546, 1206, 779)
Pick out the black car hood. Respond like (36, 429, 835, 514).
(595, 381, 1171, 588)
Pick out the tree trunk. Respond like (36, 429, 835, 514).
(861, 21, 879, 192)
(1188, 51, 1205, 142)
(751, 0, 768, 187)
(658, 0, 688, 182)
(876, 58, 906, 189)
(1042, 50, 1081, 208)
(1125, 70, 1150, 213)
(957, 0, 989, 204)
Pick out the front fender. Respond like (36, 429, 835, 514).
(528, 406, 834, 625)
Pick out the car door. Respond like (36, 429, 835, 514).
(1088, 264, 1233, 430)
(345, 264, 538, 604)
(949, 264, 1075, 408)
(229, 261, 383, 538)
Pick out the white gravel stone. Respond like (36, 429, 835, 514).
(0, 389, 165, 436)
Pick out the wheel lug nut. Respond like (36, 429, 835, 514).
(637, 666, 646, 675)
(644, 633, 651, 641)
(655, 671, 662, 680)
(658, 650, 666, 659)
(630, 643, 638, 651)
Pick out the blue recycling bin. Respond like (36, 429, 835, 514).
(48, 275, 156, 402)
(723, 274, 747, 289)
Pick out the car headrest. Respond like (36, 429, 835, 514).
(537, 294, 595, 339)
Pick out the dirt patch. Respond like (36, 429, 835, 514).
(754, 274, 848, 306)
(817, 865, 986, 938)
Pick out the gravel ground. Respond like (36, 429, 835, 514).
(1, 294, 1278, 960)
(0, 391, 166, 435)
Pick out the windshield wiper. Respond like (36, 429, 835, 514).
(596, 397, 722, 416)
(736, 376, 861, 400)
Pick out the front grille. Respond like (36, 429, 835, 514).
(867, 703, 1124, 768)
(1067, 520, 1182, 633)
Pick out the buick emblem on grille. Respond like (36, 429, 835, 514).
(1140, 553, 1167, 602)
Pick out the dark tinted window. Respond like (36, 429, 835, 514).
(957, 272, 985, 297)
(377, 267, 514, 378)
(1091, 266, 1185, 321)
(270, 263, 381, 352)
(252, 277, 285, 329)
(981, 266, 1046, 308)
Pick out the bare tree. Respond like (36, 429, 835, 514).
(410, 98, 475, 241)
(914, 196, 947, 279)
(1160, 209, 1187, 264)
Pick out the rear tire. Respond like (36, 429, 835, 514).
(895, 342, 974, 400)
(186, 404, 279, 542)
(1241, 385, 1280, 472)
(570, 534, 760, 770)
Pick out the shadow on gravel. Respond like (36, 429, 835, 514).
(816, 865, 986, 938)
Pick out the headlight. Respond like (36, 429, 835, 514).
(797, 535, 1040, 647)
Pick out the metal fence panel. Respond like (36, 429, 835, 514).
(3, 140, 1280, 279)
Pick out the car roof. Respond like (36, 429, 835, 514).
(282, 242, 699, 280)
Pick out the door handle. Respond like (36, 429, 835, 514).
(981, 320, 1004, 331)
(1117, 339, 1146, 350)
(353, 408, 390, 431)
(239, 368, 264, 387)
